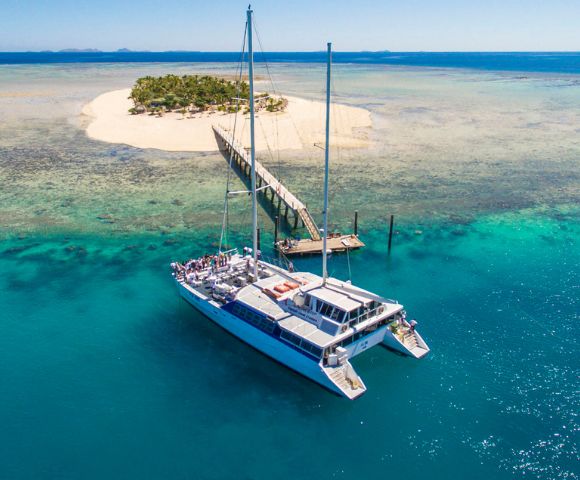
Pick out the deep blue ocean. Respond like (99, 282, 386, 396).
(1, 51, 580, 74)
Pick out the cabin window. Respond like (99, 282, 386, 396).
(304, 295, 311, 307)
(349, 309, 358, 320)
(320, 303, 333, 317)
(280, 330, 321, 357)
(301, 342, 322, 357)
(260, 319, 275, 334)
(234, 304, 275, 334)
(281, 330, 300, 346)
(330, 308, 340, 321)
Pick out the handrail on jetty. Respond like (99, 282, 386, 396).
(213, 125, 321, 241)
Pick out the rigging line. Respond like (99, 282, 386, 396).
(219, 20, 247, 253)
(252, 18, 279, 97)
(229, 183, 271, 195)
(221, 25, 246, 251)
(277, 248, 292, 271)
(327, 71, 344, 228)
(226, 40, 247, 250)
(346, 246, 352, 282)
(254, 16, 318, 183)
(226, 26, 246, 136)
(257, 113, 276, 167)
(252, 18, 282, 178)
(254, 19, 294, 184)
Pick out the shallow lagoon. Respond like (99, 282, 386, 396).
(0, 62, 578, 479)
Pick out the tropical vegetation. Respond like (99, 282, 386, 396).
(128, 74, 287, 115)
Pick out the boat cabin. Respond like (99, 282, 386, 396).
(231, 271, 403, 363)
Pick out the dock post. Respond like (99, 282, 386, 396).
(257, 228, 261, 252)
(284, 205, 289, 219)
(354, 210, 358, 235)
(388, 214, 394, 254)
(274, 215, 279, 245)
(293, 213, 298, 229)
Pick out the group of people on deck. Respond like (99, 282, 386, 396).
(186, 253, 232, 272)
(172, 253, 233, 284)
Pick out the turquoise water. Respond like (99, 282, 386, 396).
(0, 63, 578, 479)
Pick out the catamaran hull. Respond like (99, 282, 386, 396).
(381, 329, 430, 358)
(343, 325, 389, 358)
(176, 281, 347, 397)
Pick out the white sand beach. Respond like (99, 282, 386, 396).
(82, 89, 372, 152)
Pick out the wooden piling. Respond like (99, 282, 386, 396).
(257, 228, 261, 252)
(388, 214, 394, 254)
(354, 210, 358, 236)
(274, 215, 279, 245)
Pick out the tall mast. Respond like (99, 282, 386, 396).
(322, 42, 332, 284)
(247, 5, 258, 279)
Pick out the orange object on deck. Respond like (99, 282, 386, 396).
(263, 288, 282, 299)
(274, 284, 291, 293)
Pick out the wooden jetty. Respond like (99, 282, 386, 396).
(213, 125, 364, 255)
(277, 234, 364, 256)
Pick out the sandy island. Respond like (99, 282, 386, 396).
(82, 89, 372, 152)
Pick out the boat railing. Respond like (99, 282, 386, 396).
(260, 254, 291, 271)
(349, 305, 391, 328)
(220, 247, 239, 256)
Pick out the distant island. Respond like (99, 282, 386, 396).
(128, 74, 287, 116)
(59, 48, 102, 53)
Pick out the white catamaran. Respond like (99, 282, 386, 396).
(171, 6, 429, 399)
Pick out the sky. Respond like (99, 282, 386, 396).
(1, 0, 579, 52)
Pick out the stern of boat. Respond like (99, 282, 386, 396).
(321, 359, 366, 400)
(382, 322, 430, 359)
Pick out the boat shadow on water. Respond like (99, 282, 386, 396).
(140, 297, 343, 409)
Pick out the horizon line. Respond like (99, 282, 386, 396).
(1, 50, 580, 54)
